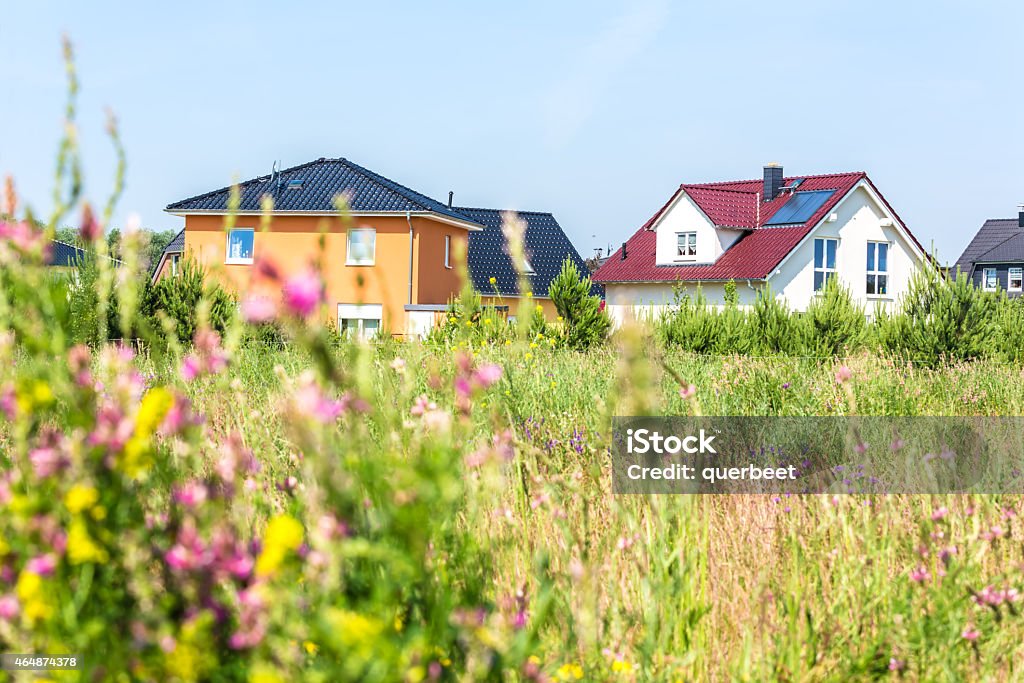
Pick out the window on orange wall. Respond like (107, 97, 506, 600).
(225, 228, 254, 264)
(444, 235, 451, 268)
(346, 228, 376, 266)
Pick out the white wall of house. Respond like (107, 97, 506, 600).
(605, 182, 926, 326)
(653, 193, 745, 265)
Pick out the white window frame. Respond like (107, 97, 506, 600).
(170, 253, 181, 276)
(983, 268, 998, 291)
(346, 228, 376, 266)
(1009, 267, 1023, 293)
(813, 237, 838, 292)
(523, 256, 535, 274)
(676, 232, 697, 260)
(444, 235, 452, 269)
(225, 228, 255, 265)
(866, 241, 889, 297)
(338, 303, 383, 340)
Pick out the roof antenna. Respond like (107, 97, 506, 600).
(448, 191, 454, 209)
(270, 161, 280, 194)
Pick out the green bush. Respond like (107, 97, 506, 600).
(750, 287, 800, 355)
(145, 257, 236, 345)
(876, 268, 997, 365)
(548, 258, 610, 350)
(800, 276, 867, 357)
(656, 287, 721, 354)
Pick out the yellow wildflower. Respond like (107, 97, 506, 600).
(489, 277, 496, 284)
(536, 304, 543, 313)
(67, 518, 108, 564)
(249, 666, 284, 683)
(136, 387, 174, 437)
(16, 570, 53, 624)
(303, 641, 318, 655)
(255, 515, 303, 577)
(525, 353, 533, 361)
(557, 663, 584, 680)
(16, 379, 54, 414)
(526, 291, 533, 297)
(325, 609, 385, 658)
(612, 659, 632, 673)
(65, 484, 99, 514)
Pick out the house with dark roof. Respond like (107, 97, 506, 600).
(454, 207, 596, 316)
(954, 214, 1024, 297)
(161, 157, 589, 337)
(592, 164, 930, 323)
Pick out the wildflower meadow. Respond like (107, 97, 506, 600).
(2, 42, 1024, 683)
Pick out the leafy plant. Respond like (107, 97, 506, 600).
(800, 276, 867, 357)
(145, 257, 236, 346)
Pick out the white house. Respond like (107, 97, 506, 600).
(592, 165, 929, 324)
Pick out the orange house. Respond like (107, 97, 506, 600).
(157, 156, 597, 337)
(158, 157, 485, 337)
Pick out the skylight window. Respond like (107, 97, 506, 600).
(286, 179, 304, 190)
(765, 190, 835, 226)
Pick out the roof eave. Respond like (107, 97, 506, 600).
(163, 209, 484, 231)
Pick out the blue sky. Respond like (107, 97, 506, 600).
(1, 0, 1022, 264)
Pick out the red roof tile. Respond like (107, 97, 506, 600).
(594, 172, 875, 283)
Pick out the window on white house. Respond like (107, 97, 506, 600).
(1009, 267, 1023, 292)
(813, 238, 838, 291)
(866, 241, 889, 296)
(676, 232, 697, 259)
(523, 257, 535, 274)
(338, 303, 383, 340)
(225, 228, 254, 264)
(983, 268, 998, 291)
(444, 235, 451, 268)
(346, 228, 376, 265)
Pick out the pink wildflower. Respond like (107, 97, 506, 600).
(961, 626, 980, 641)
(25, 554, 57, 577)
(79, 203, 101, 242)
(282, 269, 323, 317)
(909, 565, 929, 583)
(931, 506, 948, 521)
(835, 366, 852, 384)
(181, 355, 201, 382)
(0, 594, 18, 621)
(679, 384, 697, 400)
(241, 295, 278, 323)
(474, 363, 503, 389)
(390, 357, 406, 373)
(174, 482, 208, 508)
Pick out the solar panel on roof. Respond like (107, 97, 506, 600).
(764, 190, 835, 226)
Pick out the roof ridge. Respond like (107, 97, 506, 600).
(335, 158, 436, 214)
(455, 206, 554, 217)
(684, 171, 866, 188)
(683, 185, 760, 195)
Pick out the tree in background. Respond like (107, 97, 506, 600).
(549, 257, 610, 350)
(800, 276, 867, 357)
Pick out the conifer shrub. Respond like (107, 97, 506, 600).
(749, 287, 800, 355)
(548, 258, 610, 350)
(656, 287, 721, 354)
(800, 276, 867, 357)
(144, 257, 236, 346)
(875, 268, 997, 365)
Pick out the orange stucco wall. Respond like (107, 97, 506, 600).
(178, 213, 470, 335)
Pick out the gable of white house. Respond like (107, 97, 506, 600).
(653, 191, 745, 266)
(767, 182, 923, 315)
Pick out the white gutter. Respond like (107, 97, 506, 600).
(406, 211, 414, 305)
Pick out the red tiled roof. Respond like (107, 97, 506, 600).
(594, 172, 874, 283)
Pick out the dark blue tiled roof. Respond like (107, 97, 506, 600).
(166, 157, 482, 227)
(456, 207, 599, 299)
(955, 219, 1023, 275)
(163, 228, 185, 253)
(48, 240, 87, 267)
(47, 240, 121, 268)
